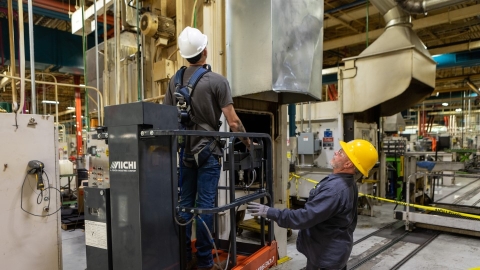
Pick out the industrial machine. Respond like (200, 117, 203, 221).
(394, 153, 480, 236)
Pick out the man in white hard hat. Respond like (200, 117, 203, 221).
(164, 26, 250, 270)
(248, 139, 379, 270)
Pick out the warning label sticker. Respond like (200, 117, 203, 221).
(85, 220, 108, 249)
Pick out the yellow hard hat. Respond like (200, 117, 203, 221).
(339, 139, 378, 177)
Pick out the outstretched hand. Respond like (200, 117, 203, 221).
(247, 202, 270, 218)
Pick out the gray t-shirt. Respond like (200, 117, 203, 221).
(164, 65, 233, 155)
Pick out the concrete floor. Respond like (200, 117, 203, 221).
(62, 188, 480, 270)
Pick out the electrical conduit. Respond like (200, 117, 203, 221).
(395, 0, 471, 14)
(7, 0, 16, 106)
(0, 73, 104, 125)
(28, 0, 36, 114)
(14, 0, 25, 114)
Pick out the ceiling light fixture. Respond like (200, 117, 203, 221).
(442, 103, 448, 106)
(41, 100, 59, 104)
(455, 108, 462, 112)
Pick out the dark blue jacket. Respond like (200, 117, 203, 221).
(267, 173, 358, 269)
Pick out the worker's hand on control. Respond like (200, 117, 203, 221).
(247, 202, 269, 218)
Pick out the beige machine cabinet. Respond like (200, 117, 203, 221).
(0, 113, 61, 270)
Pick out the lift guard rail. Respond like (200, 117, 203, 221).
(138, 129, 274, 215)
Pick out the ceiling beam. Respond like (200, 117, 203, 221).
(324, 5, 379, 29)
(323, 3, 480, 51)
(436, 74, 480, 84)
(433, 86, 470, 94)
(429, 40, 480, 56)
(325, 13, 361, 33)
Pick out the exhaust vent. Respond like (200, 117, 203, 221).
(342, 3, 436, 116)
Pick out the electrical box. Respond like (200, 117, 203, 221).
(298, 132, 321, 155)
(87, 132, 110, 187)
(153, 59, 175, 82)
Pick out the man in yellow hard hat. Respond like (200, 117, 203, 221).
(248, 139, 378, 270)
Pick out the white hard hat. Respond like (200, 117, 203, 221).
(178, 26, 208, 58)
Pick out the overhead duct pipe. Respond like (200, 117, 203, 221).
(395, 0, 471, 14)
(341, 0, 436, 116)
(465, 78, 480, 95)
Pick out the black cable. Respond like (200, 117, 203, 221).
(13, 111, 18, 130)
(21, 171, 62, 217)
(68, 208, 83, 232)
(128, 0, 139, 10)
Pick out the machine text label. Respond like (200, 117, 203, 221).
(257, 256, 275, 270)
(110, 161, 137, 172)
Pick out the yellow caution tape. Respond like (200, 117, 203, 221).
(288, 173, 480, 220)
(289, 173, 319, 200)
(359, 193, 480, 221)
(289, 173, 319, 185)
(277, 256, 292, 264)
(361, 179, 377, 184)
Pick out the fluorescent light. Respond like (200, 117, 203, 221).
(41, 100, 59, 104)
(67, 107, 75, 110)
(442, 103, 448, 106)
(455, 108, 462, 112)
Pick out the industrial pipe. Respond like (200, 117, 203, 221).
(370, 0, 410, 28)
(7, 0, 16, 102)
(115, 0, 121, 105)
(36, 72, 59, 124)
(0, 73, 104, 125)
(28, 0, 36, 114)
(464, 78, 480, 95)
(395, 0, 471, 14)
(94, 0, 101, 120)
(14, 0, 25, 114)
(103, 0, 109, 106)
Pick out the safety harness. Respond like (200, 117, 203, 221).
(174, 64, 212, 130)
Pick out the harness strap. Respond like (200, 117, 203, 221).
(187, 64, 211, 95)
(174, 66, 187, 87)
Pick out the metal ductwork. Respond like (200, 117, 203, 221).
(384, 113, 406, 132)
(225, 0, 323, 104)
(341, 0, 436, 116)
(395, 0, 471, 14)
